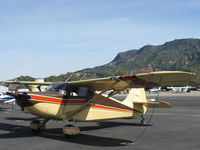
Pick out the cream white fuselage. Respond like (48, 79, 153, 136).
(23, 92, 140, 121)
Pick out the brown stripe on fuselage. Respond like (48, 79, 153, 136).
(29, 91, 63, 98)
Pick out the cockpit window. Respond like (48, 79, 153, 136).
(64, 86, 94, 100)
(77, 87, 89, 97)
(46, 83, 67, 92)
(45, 83, 94, 100)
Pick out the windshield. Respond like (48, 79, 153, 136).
(46, 83, 67, 92)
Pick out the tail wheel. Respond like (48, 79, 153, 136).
(140, 116, 145, 125)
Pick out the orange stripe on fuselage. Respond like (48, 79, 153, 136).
(29, 94, 133, 113)
(90, 104, 133, 113)
(29, 94, 85, 104)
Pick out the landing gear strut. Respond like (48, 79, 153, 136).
(30, 118, 50, 133)
(63, 119, 80, 138)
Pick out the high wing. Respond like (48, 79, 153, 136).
(4, 81, 52, 86)
(3, 81, 52, 91)
(68, 71, 195, 91)
(4, 71, 195, 92)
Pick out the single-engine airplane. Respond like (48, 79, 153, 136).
(4, 71, 195, 137)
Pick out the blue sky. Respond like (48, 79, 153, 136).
(1, 0, 200, 81)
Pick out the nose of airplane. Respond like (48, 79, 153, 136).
(12, 92, 32, 110)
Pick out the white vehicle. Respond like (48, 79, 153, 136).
(0, 92, 16, 108)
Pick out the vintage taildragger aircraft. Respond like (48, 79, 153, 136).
(4, 71, 195, 137)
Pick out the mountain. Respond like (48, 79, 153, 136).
(93, 38, 200, 72)
(39, 38, 200, 85)
(14, 75, 35, 81)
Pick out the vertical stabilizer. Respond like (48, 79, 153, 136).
(122, 88, 147, 114)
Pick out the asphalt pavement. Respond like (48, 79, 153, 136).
(0, 92, 200, 150)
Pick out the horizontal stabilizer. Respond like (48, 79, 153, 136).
(134, 101, 171, 108)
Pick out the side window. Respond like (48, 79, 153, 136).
(77, 87, 89, 97)
(64, 86, 93, 100)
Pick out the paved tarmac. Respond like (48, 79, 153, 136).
(0, 91, 200, 150)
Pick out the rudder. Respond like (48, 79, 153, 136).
(122, 88, 147, 115)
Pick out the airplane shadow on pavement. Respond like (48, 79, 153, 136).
(0, 120, 152, 147)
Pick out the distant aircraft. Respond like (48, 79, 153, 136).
(0, 92, 15, 108)
(4, 71, 195, 138)
(149, 86, 161, 93)
(167, 86, 190, 93)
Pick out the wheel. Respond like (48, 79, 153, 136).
(63, 124, 80, 138)
(30, 121, 41, 133)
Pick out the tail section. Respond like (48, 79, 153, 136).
(122, 88, 171, 115)
(122, 88, 147, 106)
(122, 88, 147, 115)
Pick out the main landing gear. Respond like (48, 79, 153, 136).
(30, 118, 50, 133)
(63, 119, 80, 138)
(30, 118, 80, 138)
